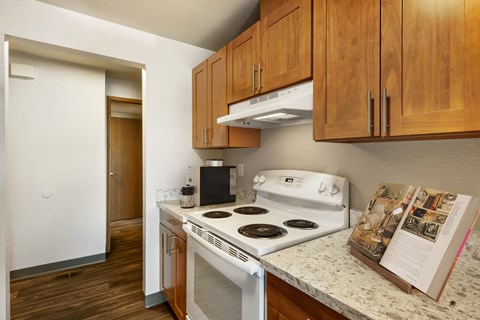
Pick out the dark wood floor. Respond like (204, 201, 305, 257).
(10, 218, 175, 320)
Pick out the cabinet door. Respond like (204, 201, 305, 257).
(260, 0, 289, 18)
(313, 0, 380, 140)
(192, 60, 208, 148)
(160, 225, 174, 302)
(266, 273, 348, 320)
(173, 237, 187, 320)
(193, 50, 261, 149)
(227, 22, 261, 104)
(260, 0, 312, 93)
(267, 304, 289, 320)
(382, 0, 480, 137)
(208, 47, 228, 147)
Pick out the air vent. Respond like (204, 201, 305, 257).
(207, 234, 214, 245)
(187, 222, 258, 267)
(268, 92, 279, 99)
(192, 224, 203, 236)
(259, 95, 268, 103)
(238, 253, 249, 262)
(228, 247, 238, 258)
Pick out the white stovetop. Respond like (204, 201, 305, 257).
(186, 198, 348, 258)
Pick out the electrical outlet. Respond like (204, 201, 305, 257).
(238, 163, 244, 177)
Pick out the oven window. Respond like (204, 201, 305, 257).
(194, 253, 242, 320)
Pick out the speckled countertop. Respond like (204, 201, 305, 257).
(157, 199, 479, 319)
(261, 229, 480, 320)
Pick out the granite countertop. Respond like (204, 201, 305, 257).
(261, 229, 480, 320)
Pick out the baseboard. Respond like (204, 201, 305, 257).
(145, 291, 167, 308)
(10, 253, 106, 280)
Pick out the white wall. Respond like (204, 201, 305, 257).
(0, 37, 9, 320)
(224, 124, 480, 231)
(8, 52, 107, 270)
(106, 77, 141, 99)
(0, 0, 215, 313)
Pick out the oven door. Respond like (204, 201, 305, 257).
(184, 228, 264, 320)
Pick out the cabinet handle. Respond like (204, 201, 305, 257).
(165, 233, 170, 256)
(257, 63, 263, 92)
(204, 127, 208, 146)
(202, 127, 206, 146)
(367, 90, 373, 135)
(382, 88, 389, 136)
(169, 235, 177, 254)
(252, 65, 256, 93)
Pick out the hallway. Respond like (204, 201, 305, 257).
(10, 218, 174, 319)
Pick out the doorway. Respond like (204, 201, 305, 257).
(106, 96, 143, 252)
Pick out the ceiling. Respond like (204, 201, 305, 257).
(9, 1, 259, 82)
(37, 0, 260, 51)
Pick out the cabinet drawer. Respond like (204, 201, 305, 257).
(160, 210, 186, 241)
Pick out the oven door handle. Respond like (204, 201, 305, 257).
(183, 223, 262, 277)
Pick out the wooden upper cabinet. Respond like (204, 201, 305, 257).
(260, 0, 289, 18)
(260, 0, 312, 93)
(192, 61, 208, 148)
(382, 0, 480, 137)
(227, 0, 312, 104)
(208, 47, 228, 147)
(193, 47, 261, 149)
(313, 0, 380, 140)
(227, 22, 261, 104)
(314, 0, 480, 141)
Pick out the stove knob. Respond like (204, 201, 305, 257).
(253, 175, 260, 184)
(329, 184, 340, 195)
(258, 175, 266, 184)
(318, 182, 327, 193)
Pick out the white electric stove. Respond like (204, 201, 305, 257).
(183, 169, 349, 320)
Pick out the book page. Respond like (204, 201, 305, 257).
(348, 183, 416, 262)
(380, 187, 472, 298)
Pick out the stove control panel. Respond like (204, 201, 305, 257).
(253, 170, 349, 207)
(274, 176, 305, 189)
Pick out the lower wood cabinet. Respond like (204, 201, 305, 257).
(266, 272, 347, 320)
(160, 211, 186, 320)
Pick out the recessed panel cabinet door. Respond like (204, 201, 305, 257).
(173, 237, 187, 320)
(260, 0, 312, 93)
(227, 22, 260, 104)
(192, 61, 208, 148)
(383, 0, 480, 136)
(208, 47, 228, 147)
(313, 0, 380, 140)
(160, 226, 174, 302)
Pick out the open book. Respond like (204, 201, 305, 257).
(348, 183, 480, 301)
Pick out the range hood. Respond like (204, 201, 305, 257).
(217, 81, 313, 129)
